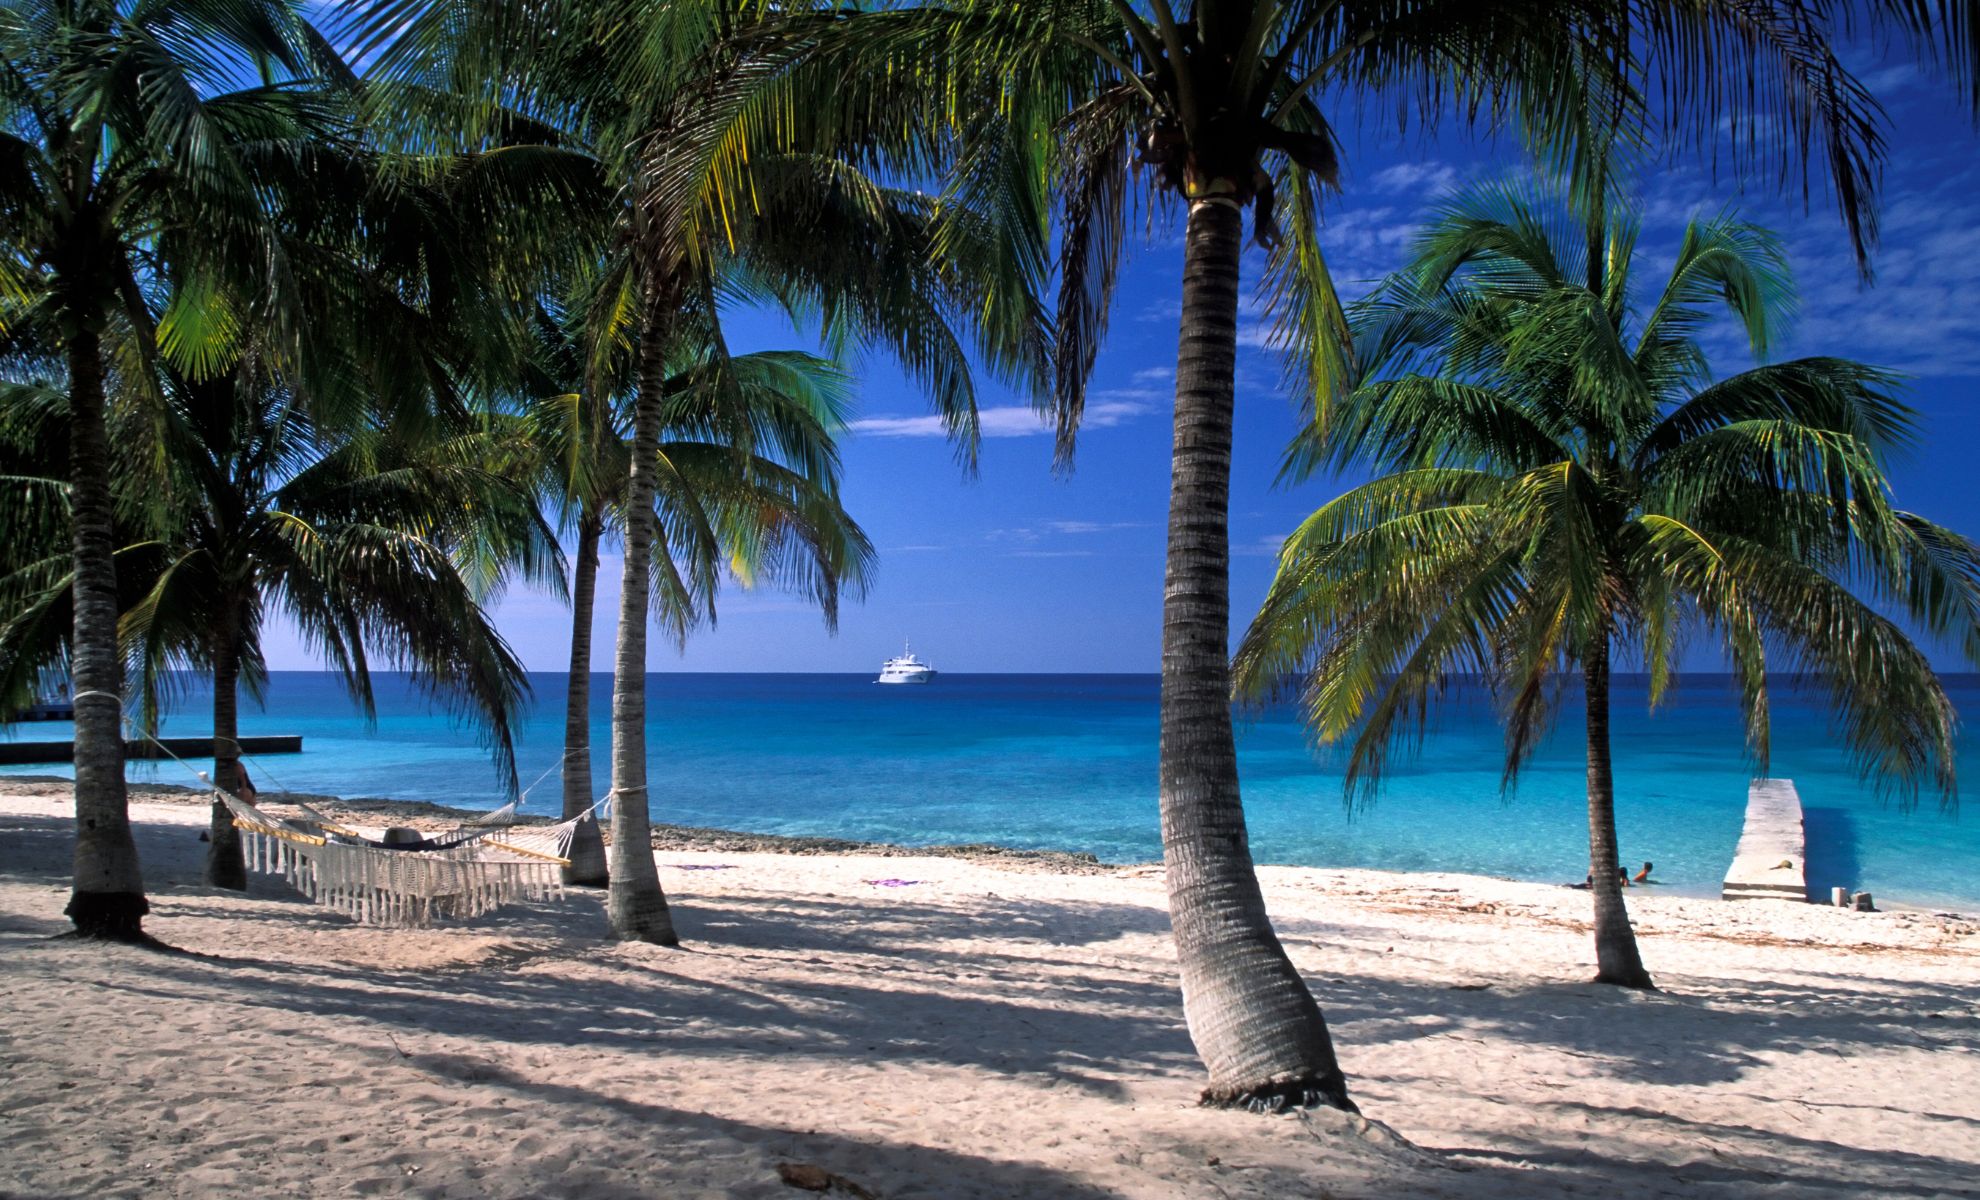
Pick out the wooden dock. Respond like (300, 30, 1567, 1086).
(1723, 778, 1808, 902)
(0, 735, 302, 766)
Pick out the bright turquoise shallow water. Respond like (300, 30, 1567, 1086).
(5, 671, 1976, 910)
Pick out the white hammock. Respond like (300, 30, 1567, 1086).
(221, 791, 583, 928)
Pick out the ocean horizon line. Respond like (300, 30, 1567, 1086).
(235, 667, 1980, 682)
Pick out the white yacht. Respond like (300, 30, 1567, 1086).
(876, 643, 937, 684)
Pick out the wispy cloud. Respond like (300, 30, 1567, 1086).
(1368, 161, 1458, 196)
(1232, 533, 1291, 558)
(1042, 520, 1144, 535)
(1132, 366, 1174, 383)
(1853, 62, 1920, 95)
(1234, 323, 1282, 350)
(1714, 112, 1782, 144)
(710, 597, 831, 617)
(987, 518, 1145, 549)
(1320, 205, 1421, 253)
(985, 525, 1042, 544)
(847, 407, 1034, 438)
(1766, 167, 1980, 378)
(1783, 229, 1980, 377)
(1406, 154, 1980, 382)
(850, 397, 1154, 439)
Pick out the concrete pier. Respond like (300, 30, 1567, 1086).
(0, 735, 302, 766)
(1723, 778, 1808, 902)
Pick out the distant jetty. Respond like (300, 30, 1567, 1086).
(1723, 778, 1808, 902)
(0, 735, 303, 766)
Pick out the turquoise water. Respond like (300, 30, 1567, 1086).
(5, 671, 1976, 909)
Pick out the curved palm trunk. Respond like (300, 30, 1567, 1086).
(205, 611, 248, 890)
(562, 508, 608, 887)
(1161, 199, 1353, 1112)
(1584, 631, 1653, 988)
(62, 327, 148, 939)
(605, 299, 679, 944)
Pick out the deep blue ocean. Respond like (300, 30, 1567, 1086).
(5, 671, 1976, 909)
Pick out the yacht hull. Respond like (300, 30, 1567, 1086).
(876, 644, 936, 684)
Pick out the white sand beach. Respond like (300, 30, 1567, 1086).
(2, 789, 1976, 1199)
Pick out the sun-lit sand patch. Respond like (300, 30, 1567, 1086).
(3, 791, 1975, 1199)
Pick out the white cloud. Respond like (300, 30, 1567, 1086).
(1234, 322, 1282, 350)
(1853, 62, 1920, 95)
(1368, 162, 1457, 196)
(1357, 151, 1980, 382)
(1042, 520, 1143, 535)
(1132, 366, 1174, 383)
(1232, 533, 1292, 558)
(847, 413, 955, 437)
(1320, 205, 1418, 248)
(975, 407, 1057, 437)
(1089, 386, 1162, 402)
(849, 397, 1155, 439)
(1771, 171, 1980, 378)
(711, 597, 832, 616)
(1714, 112, 1781, 142)
(988, 518, 1145, 550)
(847, 406, 1047, 438)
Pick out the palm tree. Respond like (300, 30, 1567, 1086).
(523, 294, 876, 888)
(360, 0, 1049, 944)
(0, 382, 79, 717)
(0, 0, 372, 939)
(0, 363, 558, 890)
(522, 300, 619, 887)
(130, 369, 558, 887)
(778, 0, 1980, 1110)
(1236, 179, 1980, 987)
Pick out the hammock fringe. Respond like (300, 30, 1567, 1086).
(222, 792, 578, 929)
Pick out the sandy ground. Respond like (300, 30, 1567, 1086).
(2, 791, 1976, 1200)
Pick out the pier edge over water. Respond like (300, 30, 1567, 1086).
(1723, 778, 1808, 902)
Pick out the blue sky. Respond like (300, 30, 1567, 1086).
(261, 54, 1980, 675)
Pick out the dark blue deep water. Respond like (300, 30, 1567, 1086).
(6, 672, 1976, 909)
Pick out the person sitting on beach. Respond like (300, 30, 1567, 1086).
(1633, 861, 1654, 884)
(234, 765, 256, 805)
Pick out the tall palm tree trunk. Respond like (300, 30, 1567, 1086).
(1583, 628, 1652, 988)
(62, 327, 148, 939)
(1160, 198, 1352, 1112)
(562, 508, 609, 886)
(605, 298, 679, 944)
(206, 611, 248, 890)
